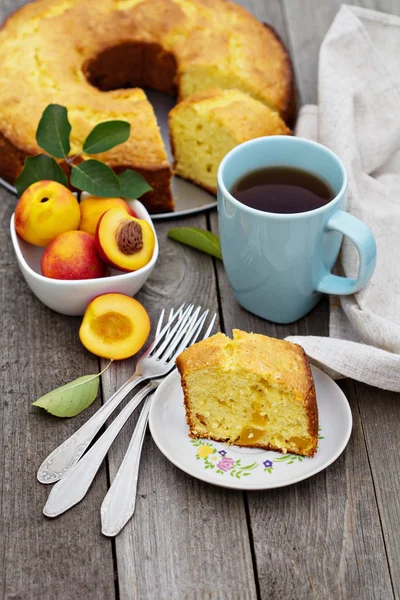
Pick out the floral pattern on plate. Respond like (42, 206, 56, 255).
(149, 367, 352, 490)
(190, 427, 325, 479)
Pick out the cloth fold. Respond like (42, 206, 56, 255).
(288, 4, 400, 391)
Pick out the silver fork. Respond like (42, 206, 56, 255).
(101, 312, 217, 536)
(38, 304, 201, 485)
(42, 307, 213, 518)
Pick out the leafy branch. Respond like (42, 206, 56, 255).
(15, 104, 153, 200)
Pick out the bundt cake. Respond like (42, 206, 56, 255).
(0, 0, 294, 213)
(169, 89, 291, 194)
(176, 330, 318, 457)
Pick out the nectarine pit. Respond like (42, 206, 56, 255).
(117, 220, 143, 255)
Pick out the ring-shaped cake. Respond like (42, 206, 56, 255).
(0, 0, 294, 212)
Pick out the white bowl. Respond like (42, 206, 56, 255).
(10, 199, 159, 316)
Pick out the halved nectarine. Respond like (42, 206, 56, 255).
(79, 196, 138, 237)
(96, 208, 155, 272)
(79, 293, 150, 360)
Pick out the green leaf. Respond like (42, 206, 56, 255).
(167, 228, 222, 260)
(36, 104, 71, 159)
(117, 169, 153, 199)
(70, 160, 120, 197)
(83, 120, 130, 154)
(32, 374, 100, 418)
(15, 155, 68, 196)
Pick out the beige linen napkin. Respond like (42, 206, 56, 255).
(286, 4, 400, 392)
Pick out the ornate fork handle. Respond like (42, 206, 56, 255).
(101, 392, 154, 536)
(43, 383, 154, 517)
(37, 374, 145, 484)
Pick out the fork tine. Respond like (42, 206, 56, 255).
(165, 311, 217, 361)
(155, 305, 201, 361)
(145, 303, 187, 356)
(167, 308, 207, 362)
(151, 304, 195, 359)
(155, 309, 165, 338)
(202, 313, 217, 340)
(186, 310, 209, 346)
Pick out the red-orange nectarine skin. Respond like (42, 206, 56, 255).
(41, 230, 108, 280)
(15, 180, 81, 246)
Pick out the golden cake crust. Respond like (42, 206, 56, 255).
(176, 330, 318, 457)
(0, 0, 294, 212)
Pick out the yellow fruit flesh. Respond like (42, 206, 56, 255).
(79, 293, 150, 360)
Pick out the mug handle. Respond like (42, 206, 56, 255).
(316, 210, 377, 295)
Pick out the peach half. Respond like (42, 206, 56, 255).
(79, 196, 138, 237)
(41, 230, 108, 280)
(79, 293, 151, 359)
(15, 180, 81, 246)
(96, 208, 155, 272)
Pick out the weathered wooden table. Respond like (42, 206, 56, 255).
(1, 0, 400, 598)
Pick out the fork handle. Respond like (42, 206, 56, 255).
(101, 394, 153, 537)
(43, 383, 153, 517)
(37, 374, 145, 484)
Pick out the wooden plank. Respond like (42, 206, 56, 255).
(212, 0, 399, 596)
(282, 0, 400, 597)
(281, 0, 400, 105)
(103, 214, 257, 600)
(354, 383, 400, 597)
(248, 380, 393, 600)
(0, 190, 116, 599)
(210, 208, 394, 598)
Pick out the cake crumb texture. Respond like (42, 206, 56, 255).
(176, 330, 318, 457)
(169, 88, 291, 193)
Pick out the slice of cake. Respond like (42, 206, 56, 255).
(176, 330, 318, 457)
(169, 89, 291, 194)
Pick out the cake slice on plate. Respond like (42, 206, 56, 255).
(176, 329, 318, 457)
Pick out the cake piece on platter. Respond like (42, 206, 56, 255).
(176, 329, 318, 457)
(169, 89, 291, 194)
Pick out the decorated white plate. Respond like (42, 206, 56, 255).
(0, 90, 217, 220)
(149, 366, 352, 490)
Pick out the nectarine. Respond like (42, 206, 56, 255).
(79, 293, 150, 359)
(41, 231, 107, 280)
(96, 208, 155, 272)
(79, 196, 138, 237)
(15, 180, 81, 246)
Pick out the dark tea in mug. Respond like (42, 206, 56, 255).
(230, 166, 335, 214)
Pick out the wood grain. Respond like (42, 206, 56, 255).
(103, 215, 257, 600)
(280, 1, 400, 597)
(354, 383, 400, 597)
(0, 191, 116, 600)
(281, 0, 400, 105)
(212, 0, 399, 597)
(210, 211, 394, 598)
(1, 0, 400, 598)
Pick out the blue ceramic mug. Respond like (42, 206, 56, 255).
(217, 136, 377, 324)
